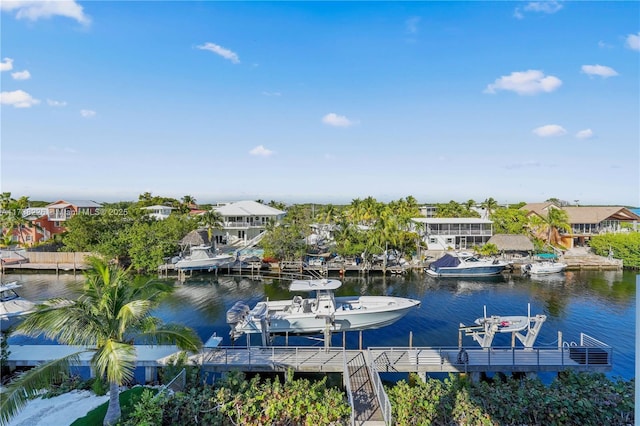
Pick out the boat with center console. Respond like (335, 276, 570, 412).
(174, 245, 234, 271)
(0, 281, 36, 331)
(226, 278, 421, 341)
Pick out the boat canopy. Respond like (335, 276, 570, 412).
(430, 254, 461, 268)
(535, 253, 558, 260)
(0, 282, 21, 293)
(289, 279, 342, 292)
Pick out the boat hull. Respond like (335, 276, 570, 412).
(521, 262, 567, 275)
(233, 296, 420, 336)
(174, 257, 233, 271)
(426, 265, 507, 277)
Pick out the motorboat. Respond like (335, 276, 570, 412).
(227, 278, 421, 341)
(425, 252, 509, 277)
(459, 304, 547, 348)
(521, 260, 567, 275)
(0, 281, 36, 331)
(174, 245, 234, 271)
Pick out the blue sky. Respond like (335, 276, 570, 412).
(2, 1, 638, 206)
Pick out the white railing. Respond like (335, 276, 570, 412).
(366, 350, 393, 425)
(342, 349, 356, 426)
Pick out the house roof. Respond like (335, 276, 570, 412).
(46, 200, 102, 208)
(214, 200, 285, 217)
(412, 218, 493, 224)
(143, 205, 174, 210)
(487, 234, 534, 251)
(180, 229, 212, 247)
(562, 207, 640, 224)
(519, 202, 558, 217)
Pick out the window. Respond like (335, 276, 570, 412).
(429, 237, 437, 244)
(446, 238, 454, 244)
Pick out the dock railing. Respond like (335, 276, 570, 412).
(366, 350, 393, 425)
(342, 349, 356, 426)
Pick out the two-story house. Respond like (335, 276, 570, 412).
(212, 200, 286, 246)
(412, 217, 495, 251)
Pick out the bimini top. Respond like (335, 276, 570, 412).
(289, 278, 343, 292)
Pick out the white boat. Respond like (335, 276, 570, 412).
(426, 252, 509, 277)
(227, 278, 421, 340)
(521, 260, 567, 275)
(0, 282, 36, 331)
(174, 245, 234, 271)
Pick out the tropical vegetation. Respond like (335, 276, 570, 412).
(0, 258, 202, 426)
(387, 372, 634, 426)
(589, 232, 640, 269)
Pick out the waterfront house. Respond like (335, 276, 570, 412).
(412, 217, 494, 251)
(142, 205, 174, 220)
(211, 200, 286, 246)
(45, 200, 102, 233)
(521, 203, 640, 247)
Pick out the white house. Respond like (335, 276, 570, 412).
(412, 217, 495, 251)
(212, 200, 286, 245)
(143, 205, 174, 220)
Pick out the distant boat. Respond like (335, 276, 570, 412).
(0, 282, 36, 331)
(174, 245, 234, 271)
(521, 260, 567, 275)
(226, 278, 421, 341)
(425, 252, 509, 277)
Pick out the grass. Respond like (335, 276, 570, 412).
(70, 386, 158, 426)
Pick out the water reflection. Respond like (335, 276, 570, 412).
(3, 269, 635, 380)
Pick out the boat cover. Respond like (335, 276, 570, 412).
(430, 254, 461, 268)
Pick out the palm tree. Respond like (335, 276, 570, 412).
(1, 258, 202, 426)
(198, 210, 224, 243)
(481, 197, 499, 218)
(181, 195, 197, 210)
(528, 208, 571, 248)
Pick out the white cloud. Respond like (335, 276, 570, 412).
(80, 109, 96, 118)
(0, 57, 14, 71)
(598, 40, 613, 49)
(626, 32, 640, 51)
(484, 70, 562, 95)
(514, 1, 562, 19)
(1, 0, 91, 25)
(524, 1, 563, 14)
(322, 112, 355, 127)
(196, 42, 240, 64)
(11, 70, 31, 80)
(504, 160, 543, 170)
(581, 64, 618, 78)
(47, 99, 67, 107)
(532, 124, 567, 137)
(0, 89, 40, 108)
(249, 145, 274, 157)
(575, 129, 594, 139)
(405, 16, 421, 34)
(262, 91, 281, 97)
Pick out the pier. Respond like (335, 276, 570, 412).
(7, 334, 612, 425)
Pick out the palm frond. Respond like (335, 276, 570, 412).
(137, 324, 202, 352)
(92, 340, 136, 385)
(0, 351, 88, 426)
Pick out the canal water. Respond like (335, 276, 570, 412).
(5, 269, 636, 381)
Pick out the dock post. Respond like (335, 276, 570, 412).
(409, 331, 413, 348)
(359, 330, 363, 351)
(342, 331, 346, 348)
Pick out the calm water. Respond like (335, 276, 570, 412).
(5, 269, 637, 381)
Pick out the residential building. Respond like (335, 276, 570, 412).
(521, 203, 640, 247)
(412, 217, 494, 251)
(142, 205, 174, 220)
(212, 200, 286, 245)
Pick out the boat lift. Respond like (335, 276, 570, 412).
(459, 304, 546, 349)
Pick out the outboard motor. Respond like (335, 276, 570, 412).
(226, 301, 250, 324)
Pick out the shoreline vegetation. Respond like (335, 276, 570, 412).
(2, 193, 639, 272)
